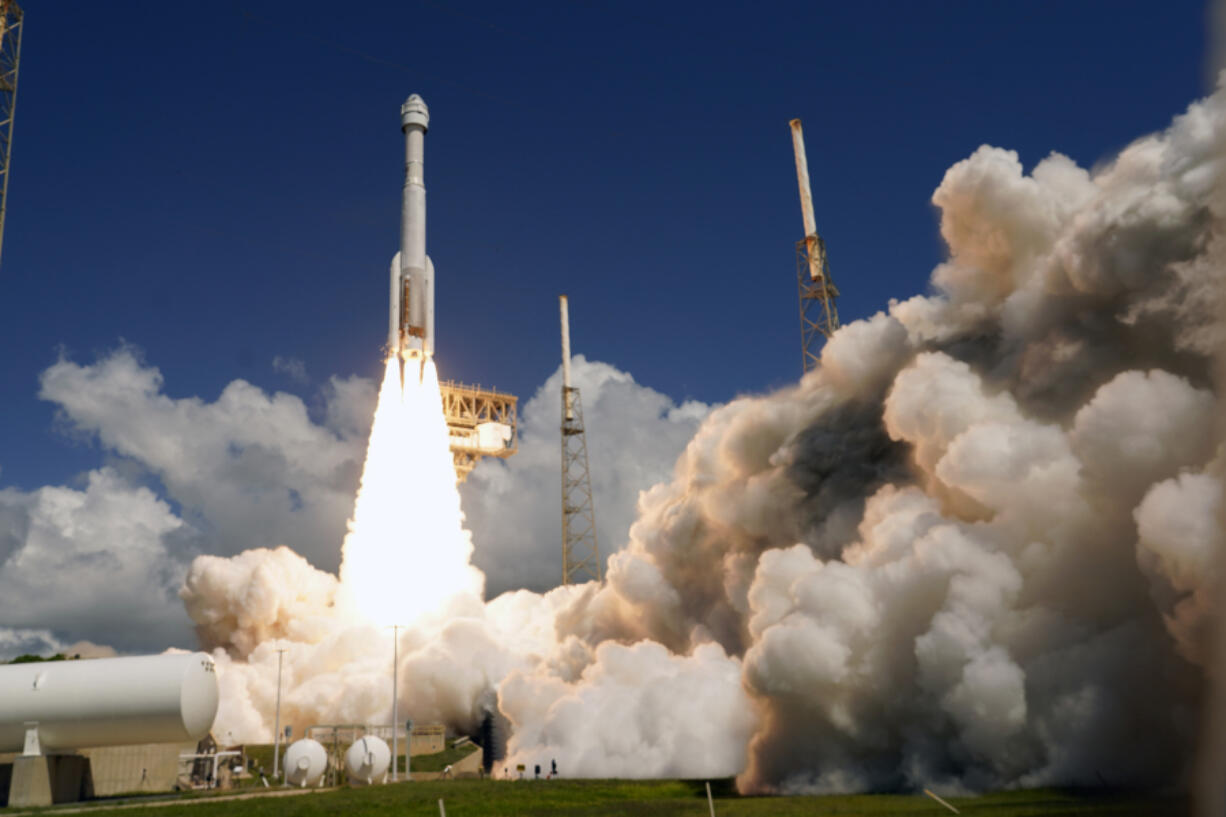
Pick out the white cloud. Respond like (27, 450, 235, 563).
(0, 347, 377, 656)
(0, 628, 65, 660)
(37, 347, 372, 574)
(0, 468, 190, 655)
(2, 350, 704, 656)
(461, 355, 710, 596)
(272, 355, 309, 383)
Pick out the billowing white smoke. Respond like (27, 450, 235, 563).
(181, 545, 597, 742)
(502, 83, 1225, 791)
(499, 641, 755, 779)
(178, 81, 1224, 793)
(175, 354, 731, 773)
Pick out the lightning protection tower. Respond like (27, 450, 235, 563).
(0, 0, 21, 269)
(790, 118, 840, 374)
(559, 295, 601, 585)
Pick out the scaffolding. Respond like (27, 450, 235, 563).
(439, 380, 517, 482)
(796, 236, 840, 373)
(559, 296, 600, 585)
(562, 384, 600, 584)
(0, 0, 21, 268)
(790, 118, 840, 374)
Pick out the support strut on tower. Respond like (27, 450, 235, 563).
(0, 0, 22, 270)
(559, 295, 600, 585)
(440, 381, 517, 483)
(790, 118, 840, 374)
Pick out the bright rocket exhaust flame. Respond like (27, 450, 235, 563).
(339, 355, 482, 627)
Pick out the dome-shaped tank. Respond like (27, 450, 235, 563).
(283, 738, 328, 788)
(344, 735, 390, 785)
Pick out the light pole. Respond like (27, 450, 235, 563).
(390, 625, 401, 782)
(272, 647, 287, 782)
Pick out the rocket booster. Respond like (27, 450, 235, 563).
(389, 94, 433, 378)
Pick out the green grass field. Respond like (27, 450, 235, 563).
(14, 779, 1188, 816)
(407, 739, 479, 773)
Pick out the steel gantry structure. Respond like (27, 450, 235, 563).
(0, 0, 22, 269)
(559, 295, 600, 585)
(790, 118, 840, 374)
(439, 380, 518, 482)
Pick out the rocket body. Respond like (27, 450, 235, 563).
(390, 94, 434, 372)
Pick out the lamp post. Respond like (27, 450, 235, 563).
(390, 625, 402, 782)
(272, 647, 287, 782)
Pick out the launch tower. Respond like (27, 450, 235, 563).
(441, 381, 517, 482)
(790, 118, 840, 374)
(559, 295, 600, 585)
(0, 1, 21, 269)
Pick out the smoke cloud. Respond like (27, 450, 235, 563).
(5, 76, 1224, 797)
(495, 81, 1226, 792)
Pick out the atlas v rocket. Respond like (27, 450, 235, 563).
(389, 93, 433, 381)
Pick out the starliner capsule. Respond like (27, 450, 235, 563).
(389, 93, 434, 382)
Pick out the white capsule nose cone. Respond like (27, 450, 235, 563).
(401, 94, 429, 130)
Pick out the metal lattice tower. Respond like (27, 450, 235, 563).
(790, 118, 839, 374)
(559, 295, 600, 585)
(439, 380, 518, 482)
(0, 0, 21, 268)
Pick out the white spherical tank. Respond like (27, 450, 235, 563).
(344, 735, 390, 785)
(0, 652, 219, 753)
(283, 738, 328, 787)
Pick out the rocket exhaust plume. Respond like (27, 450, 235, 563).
(337, 355, 481, 626)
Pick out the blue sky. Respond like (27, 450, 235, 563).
(0, 0, 1211, 491)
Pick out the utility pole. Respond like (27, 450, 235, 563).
(389, 624, 404, 782)
(559, 295, 600, 584)
(272, 647, 286, 782)
(789, 118, 840, 374)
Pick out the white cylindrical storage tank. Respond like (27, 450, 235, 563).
(0, 652, 219, 753)
(283, 738, 328, 787)
(344, 735, 390, 785)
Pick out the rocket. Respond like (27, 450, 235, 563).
(389, 93, 433, 382)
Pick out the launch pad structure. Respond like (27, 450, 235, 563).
(790, 118, 840, 374)
(0, 0, 22, 269)
(440, 380, 517, 482)
(559, 296, 600, 585)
